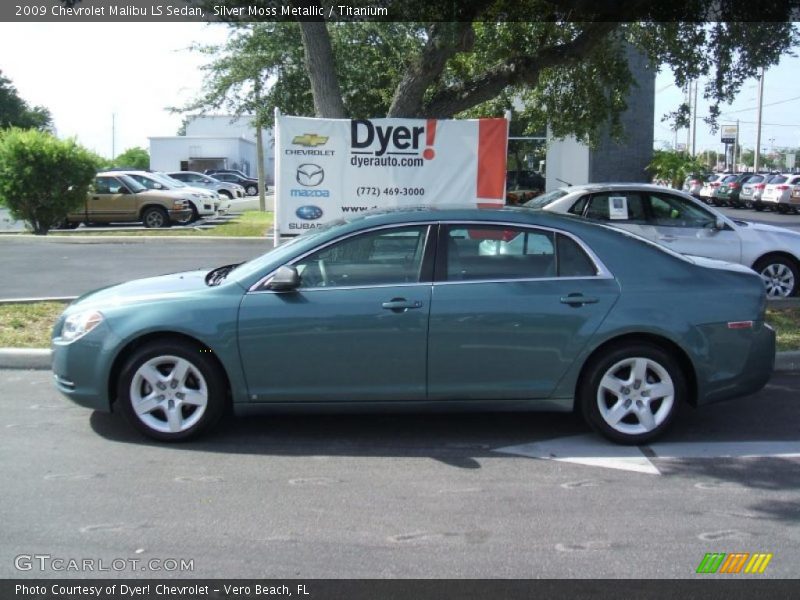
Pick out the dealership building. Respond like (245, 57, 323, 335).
(149, 115, 276, 184)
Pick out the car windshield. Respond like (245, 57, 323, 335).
(115, 174, 147, 193)
(522, 189, 569, 209)
(154, 173, 187, 188)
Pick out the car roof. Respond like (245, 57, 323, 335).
(553, 183, 675, 194)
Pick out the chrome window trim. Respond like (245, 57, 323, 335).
(247, 219, 613, 294)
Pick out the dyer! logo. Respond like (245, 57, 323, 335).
(350, 119, 437, 159)
(292, 134, 329, 147)
(296, 164, 324, 187)
(696, 553, 773, 574)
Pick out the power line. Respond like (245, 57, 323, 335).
(719, 94, 800, 116)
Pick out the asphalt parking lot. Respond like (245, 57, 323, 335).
(1, 368, 798, 579)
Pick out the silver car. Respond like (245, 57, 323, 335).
(698, 174, 723, 204)
(739, 173, 773, 209)
(528, 183, 800, 297)
(120, 171, 219, 222)
(167, 171, 246, 201)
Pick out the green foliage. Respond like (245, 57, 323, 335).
(647, 150, 708, 189)
(0, 70, 52, 131)
(110, 146, 150, 170)
(0, 129, 98, 235)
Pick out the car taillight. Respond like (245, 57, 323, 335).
(777, 185, 790, 190)
(711, 182, 721, 187)
(729, 183, 740, 189)
(755, 183, 766, 189)
(689, 179, 699, 185)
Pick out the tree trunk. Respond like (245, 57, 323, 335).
(298, 21, 346, 118)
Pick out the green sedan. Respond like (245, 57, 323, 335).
(52, 208, 775, 444)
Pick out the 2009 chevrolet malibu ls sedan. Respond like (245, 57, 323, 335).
(52, 207, 775, 444)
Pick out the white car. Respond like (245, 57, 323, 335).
(527, 183, 800, 297)
(698, 174, 723, 204)
(120, 171, 219, 222)
(758, 173, 800, 214)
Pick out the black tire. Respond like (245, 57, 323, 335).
(744, 200, 754, 209)
(219, 190, 232, 199)
(578, 343, 685, 445)
(117, 340, 227, 442)
(57, 220, 80, 230)
(187, 204, 200, 223)
(141, 206, 170, 228)
(754, 203, 764, 212)
(777, 204, 790, 214)
(245, 184, 257, 196)
(754, 255, 799, 298)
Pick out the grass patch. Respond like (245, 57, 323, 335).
(48, 210, 273, 237)
(2, 302, 800, 351)
(0, 302, 66, 348)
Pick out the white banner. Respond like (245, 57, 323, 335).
(274, 113, 508, 235)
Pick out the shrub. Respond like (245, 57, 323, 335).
(0, 128, 99, 234)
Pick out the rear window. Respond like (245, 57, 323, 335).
(770, 176, 787, 184)
(746, 175, 765, 184)
(721, 175, 738, 183)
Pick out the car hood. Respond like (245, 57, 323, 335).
(68, 269, 218, 311)
(737, 220, 800, 237)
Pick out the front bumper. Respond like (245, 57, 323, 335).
(51, 322, 119, 412)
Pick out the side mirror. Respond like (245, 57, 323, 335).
(714, 218, 726, 230)
(154, 183, 163, 189)
(118, 187, 130, 195)
(267, 265, 300, 291)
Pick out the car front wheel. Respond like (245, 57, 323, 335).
(755, 255, 799, 298)
(579, 343, 684, 445)
(142, 206, 170, 228)
(117, 340, 227, 441)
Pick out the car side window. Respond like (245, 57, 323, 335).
(445, 225, 556, 281)
(646, 193, 715, 228)
(568, 195, 589, 216)
(557, 234, 598, 277)
(94, 177, 112, 194)
(293, 226, 429, 289)
(584, 192, 646, 222)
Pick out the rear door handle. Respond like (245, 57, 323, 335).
(658, 235, 677, 242)
(381, 298, 422, 312)
(560, 294, 599, 307)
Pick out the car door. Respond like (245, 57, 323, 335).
(427, 223, 620, 400)
(87, 176, 137, 222)
(238, 224, 433, 402)
(573, 191, 659, 242)
(642, 191, 742, 263)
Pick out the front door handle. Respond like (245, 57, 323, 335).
(382, 298, 422, 312)
(560, 293, 599, 307)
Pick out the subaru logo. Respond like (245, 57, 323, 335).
(296, 205, 323, 221)
(296, 163, 324, 187)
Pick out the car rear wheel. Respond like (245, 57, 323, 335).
(744, 200, 754, 209)
(117, 340, 227, 441)
(142, 206, 170, 228)
(755, 255, 799, 298)
(579, 343, 684, 445)
(245, 184, 257, 196)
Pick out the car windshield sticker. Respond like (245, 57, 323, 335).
(608, 196, 628, 220)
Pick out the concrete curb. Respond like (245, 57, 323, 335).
(3, 348, 799, 373)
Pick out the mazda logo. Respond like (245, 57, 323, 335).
(296, 164, 324, 187)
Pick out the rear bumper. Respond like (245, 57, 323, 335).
(696, 322, 775, 406)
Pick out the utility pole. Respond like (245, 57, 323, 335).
(754, 67, 765, 172)
(111, 113, 116, 160)
(734, 119, 740, 173)
(691, 80, 698, 156)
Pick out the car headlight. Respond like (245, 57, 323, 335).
(61, 310, 104, 342)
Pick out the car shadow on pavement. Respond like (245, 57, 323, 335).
(89, 409, 587, 470)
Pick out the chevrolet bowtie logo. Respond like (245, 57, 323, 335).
(292, 133, 329, 147)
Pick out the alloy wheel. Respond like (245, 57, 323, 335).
(760, 263, 795, 298)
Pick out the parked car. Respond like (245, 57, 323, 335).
(207, 171, 260, 196)
(528, 183, 800, 297)
(62, 173, 192, 228)
(117, 171, 219, 222)
(205, 168, 251, 180)
(167, 171, 245, 201)
(739, 173, 773, 209)
(758, 173, 800, 213)
(52, 207, 774, 445)
(681, 174, 707, 198)
(698, 174, 724, 203)
(713, 173, 763, 209)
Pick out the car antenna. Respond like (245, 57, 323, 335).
(556, 178, 573, 186)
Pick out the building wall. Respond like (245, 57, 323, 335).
(149, 137, 258, 177)
(545, 45, 655, 190)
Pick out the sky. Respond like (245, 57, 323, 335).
(0, 22, 799, 157)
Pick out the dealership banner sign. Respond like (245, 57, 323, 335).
(274, 112, 508, 235)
